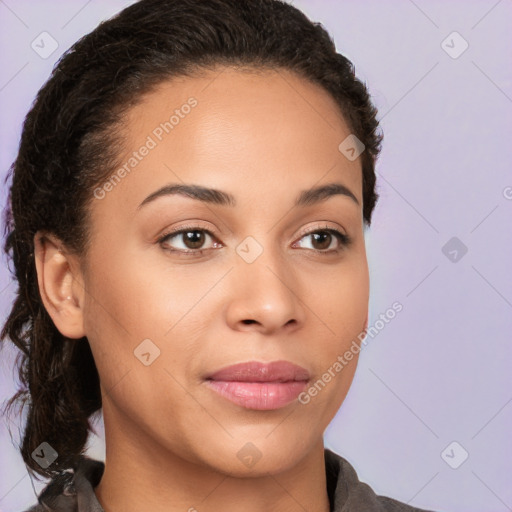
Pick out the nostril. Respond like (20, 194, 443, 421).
(242, 319, 257, 325)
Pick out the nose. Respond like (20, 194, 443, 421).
(224, 246, 306, 335)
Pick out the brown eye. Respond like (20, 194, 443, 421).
(181, 230, 206, 249)
(158, 228, 218, 253)
(310, 231, 333, 251)
(294, 228, 351, 253)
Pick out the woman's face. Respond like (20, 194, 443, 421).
(80, 66, 369, 474)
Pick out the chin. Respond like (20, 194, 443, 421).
(194, 433, 314, 478)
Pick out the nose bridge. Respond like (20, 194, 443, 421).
(226, 234, 305, 332)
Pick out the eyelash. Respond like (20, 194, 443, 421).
(157, 224, 352, 257)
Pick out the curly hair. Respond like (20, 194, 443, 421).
(0, 0, 383, 480)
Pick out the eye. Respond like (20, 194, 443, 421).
(157, 224, 351, 257)
(157, 226, 221, 254)
(293, 227, 351, 254)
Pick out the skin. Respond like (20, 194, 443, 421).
(34, 66, 370, 512)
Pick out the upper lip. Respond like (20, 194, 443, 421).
(206, 360, 310, 382)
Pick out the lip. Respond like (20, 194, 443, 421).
(205, 360, 310, 410)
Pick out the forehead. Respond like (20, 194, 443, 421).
(91, 66, 363, 218)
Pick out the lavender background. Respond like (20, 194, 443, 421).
(1, 1, 511, 511)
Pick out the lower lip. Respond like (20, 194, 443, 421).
(205, 380, 308, 410)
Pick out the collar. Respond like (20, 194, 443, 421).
(26, 449, 434, 512)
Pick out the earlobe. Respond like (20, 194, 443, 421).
(33, 231, 86, 339)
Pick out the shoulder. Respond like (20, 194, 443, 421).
(325, 448, 440, 512)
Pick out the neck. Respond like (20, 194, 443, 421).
(94, 402, 331, 512)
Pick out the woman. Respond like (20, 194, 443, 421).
(1, 0, 438, 510)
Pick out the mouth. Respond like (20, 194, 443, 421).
(204, 360, 310, 411)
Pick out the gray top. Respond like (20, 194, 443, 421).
(23, 448, 438, 511)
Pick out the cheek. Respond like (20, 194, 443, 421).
(81, 255, 194, 431)
(303, 251, 369, 402)
(81, 249, 215, 390)
(311, 253, 369, 344)
(83, 247, 206, 340)
(82, 235, 368, 422)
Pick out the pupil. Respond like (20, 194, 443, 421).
(313, 232, 331, 250)
(180, 231, 332, 251)
(184, 231, 204, 249)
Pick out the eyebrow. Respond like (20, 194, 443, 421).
(137, 181, 359, 210)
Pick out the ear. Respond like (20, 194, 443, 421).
(33, 231, 86, 339)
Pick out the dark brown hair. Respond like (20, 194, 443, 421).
(1, 0, 383, 480)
